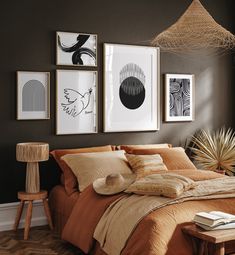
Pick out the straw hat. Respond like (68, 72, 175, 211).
(93, 173, 136, 195)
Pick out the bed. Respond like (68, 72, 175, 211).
(49, 144, 235, 255)
(48, 185, 79, 233)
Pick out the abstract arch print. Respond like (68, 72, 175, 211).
(169, 78, 190, 117)
(119, 63, 146, 110)
(17, 71, 50, 120)
(22, 80, 46, 112)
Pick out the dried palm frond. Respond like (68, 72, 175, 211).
(190, 128, 235, 175)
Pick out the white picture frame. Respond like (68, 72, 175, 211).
(165, 74, 195, 122)
(56, 70, 98, 135)
(17, 71, 50, 120)
(56, 31, 97, 67)
(103, 43, 160, 132)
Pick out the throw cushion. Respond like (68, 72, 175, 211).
(125, 173, 196, 198)
(50, 145, 113, 195)
(125, 153, 168, 178)
(61, 150, 132, 192)
(129, 147, 197, 170)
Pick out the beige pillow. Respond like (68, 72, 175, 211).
(125, 153, 168, 178)
(129, 147, 196, 170)
(62, 150, 132, 191)
(50, 145, 113, 195)
(125, 173, 196, 198)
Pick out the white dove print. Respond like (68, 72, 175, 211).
(61, 88, 93, 117)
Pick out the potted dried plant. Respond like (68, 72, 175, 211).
(190, 127, 235, 176)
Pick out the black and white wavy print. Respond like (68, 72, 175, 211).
(169, 78, 190, 117)
(58, 34, 96, 65)
(119, 63, 146, 110)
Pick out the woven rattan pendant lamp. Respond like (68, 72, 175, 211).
(151, 0, 235, 53)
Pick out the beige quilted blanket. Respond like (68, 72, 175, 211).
(94, 177, 235, 255)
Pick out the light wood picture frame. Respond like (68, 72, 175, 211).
(56, 70, 98, 135)
(165, 74, 195, 122)
(17, 71, 50, 120)
(103, 43, 160, 132)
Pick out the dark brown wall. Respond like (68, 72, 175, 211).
(0, 0, 234, 203)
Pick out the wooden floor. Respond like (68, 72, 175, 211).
(0, 225, 84, 255)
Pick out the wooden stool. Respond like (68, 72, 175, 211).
(182, 224, 235, 255)
(14, 190, 53, 240)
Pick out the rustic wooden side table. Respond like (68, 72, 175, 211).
(13, 190, 53, 240)
(182, 224, 235, 255)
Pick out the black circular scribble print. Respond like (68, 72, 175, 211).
(119, 63, 145, 110)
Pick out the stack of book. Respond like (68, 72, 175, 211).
(193, 211, 235, 231)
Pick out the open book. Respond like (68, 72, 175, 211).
(196, 222, 235, 231)
(193, 211, 235, 228)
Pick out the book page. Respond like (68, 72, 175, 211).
(195, 212, 222, 220)
(196, 222, 235, 231)
(210, 211, 235, 220)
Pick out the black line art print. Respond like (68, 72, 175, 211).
(169, 78, 190, 117)
(61, 88, 93, 117)
(58, 33, 96, 65)
(119, 63, 146, 110)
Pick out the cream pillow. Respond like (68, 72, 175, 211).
(125, 153, 168, 178)
(62, 150, 132, 191)
(129, 147, 196, 170)
(125, 173, 196, 198)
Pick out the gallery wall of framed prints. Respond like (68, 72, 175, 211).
(15, 29, 196, 134)
(103, 43, 160, 132)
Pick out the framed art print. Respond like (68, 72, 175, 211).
(17, 71, 50, 120)
(165, 74, 195, 122)
(56, 31, 97, 67)
(103, 43, 160, 132)
(56, 70, 97, 135)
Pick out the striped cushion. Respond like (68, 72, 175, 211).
(125, 153, 168, 178)
(125, 173, 196, 198)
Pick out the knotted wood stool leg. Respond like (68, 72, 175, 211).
(13, 200, 24, 231)
(43, 199, 53, 230)
(24, 201, 33, 240)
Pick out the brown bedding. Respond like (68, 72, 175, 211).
(48, 185, 79, 233)
(92, 199, 235, 255)
(61, 170, 235, 255)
